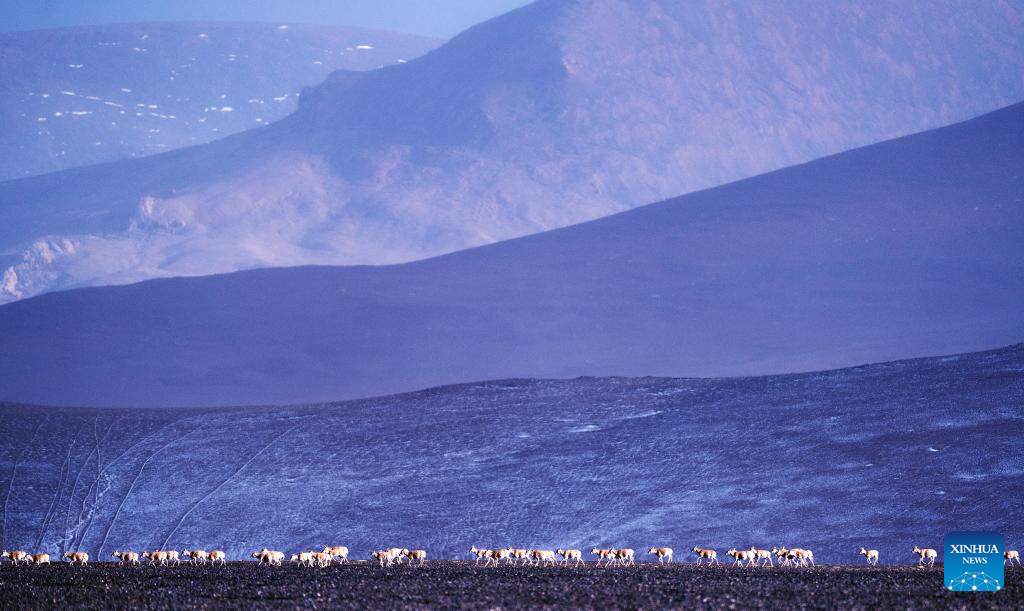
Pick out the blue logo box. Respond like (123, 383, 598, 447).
(944, 531, 1004, 592)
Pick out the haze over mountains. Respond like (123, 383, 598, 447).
(0, 22, 441, 181)
(1, 345, 1021, 561)
(2, 0, 1023, 302)
(1, 103, 1020, 408)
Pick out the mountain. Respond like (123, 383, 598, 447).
(0, 21, 441, 180)
(1, 345, 1021, 562)
(0, 102, 1021, 408)
(2, 0, 1023, 301)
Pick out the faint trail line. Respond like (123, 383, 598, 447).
(36, 435, 75, 550)
(97, 421, 200, 557)
(158, 424, 298, 550)
(2, 415, 48, 548)
(77, 419, 176, 551)
(63, 419, 99, 550)
(72, 419, 115, 550)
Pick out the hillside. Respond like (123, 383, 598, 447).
(2, 0, 1022, 301)
(1, 344, 1021, 562)
(0, 21, 441, 180)
(0, 102, 1021, 407)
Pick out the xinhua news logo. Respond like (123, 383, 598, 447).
(944, 531, 1004, 592)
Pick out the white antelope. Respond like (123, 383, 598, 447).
(372, 549, 401, 567)
(323, 546, 349, 563)
(591, 548, 614, 566)
(291, 551, 316, 567)
(1, 550, 30, 564)
(530, 549, 558, 566)
(209, 550, 227, 565)
(1006, 550, 1021, 566)
(649, 547, 673, 564)
(143, 550, 168, 565)
(252, 549, 284, 566)
(507, 548, 530, 565)
(749, 547, 773, 567)
(912, 546, 937, 567)
(786, 548, 814, 567)
(112, 551, 140, 565)
(557, 549, 583, 566)
(727, 548, 756, 567)
(29, 553, 50, 565)
(469, 546, 490, 565)
(182, 549, 209, 564)
(404, 549, 428, 565)
(611, 548, 635, 566)
(772, 547, 790, 566)
(860, 548, 879, 565)
(63, 551, 89, 565)
(691, 547, 718, 566)
(485, 548, 511, 566)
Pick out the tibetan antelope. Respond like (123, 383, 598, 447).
(591, 548, 614, 566)
(469, 547, 490, 564)
(691, 547, 718, 566)
(860, 548, 879, 565)
(143, 550, 168, 565)
(507, 548, 530, 565)
(209, 550, 227, 565)
(557, 549, 583, 567)
(649, 547, 673, 564)
(404, 549, 427, 565)
(486, 548, 510, 566)
(912, 546, 937, 567)
(182, 549, 209, 564)
(749, 547, 773, 567)
(291, 552, 316, 567)
(611, 548, 635, 566)
(772, 547, 790, 566)
(252, 549, 284, 565)
(112, 551, 140, 565)
(1006, 550, 1021, 566)
(727, 548, 756, 567)
(1, 550, 29, 564)
(323, 546, 349, 563)
(63, 551, 89, 565)
(530, 549, 557, 566)
(372, 549, 401, 567)
(29, 553, 50, 565)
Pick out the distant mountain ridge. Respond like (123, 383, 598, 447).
(2, 0, 1022, 301)
(0, 102, 1020, 408)
(0, 21, 441, 180)
(1, 344, 1021, 562)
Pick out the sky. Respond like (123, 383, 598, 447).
(0, 0, 534, 38)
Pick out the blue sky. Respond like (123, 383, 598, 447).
(0, 0, 534, 38)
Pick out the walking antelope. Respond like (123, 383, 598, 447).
(323, 546, 349, 563)
(530, 549, 558, 566)
(591, 548, 614, 566)
(912, 546, 937, 567)
(143, 550, 168, 565)
(486, 548, 511, 566)
(727, 548, 756, 567)
(63, 551, 89, 565)
(1, 550, 29, 564)
(649, 547, 673, 564)
(611, 548, 635, 566)
(291, 552, 316, 567)
(469, 546, 489, 564)
(860, 548, 879, 565)
(372, 549, 401, 567)
(786, 548, 814, 567)
(252, 549, 284, 566)
(182, 549, 209, 564)
(29, 553, 50, 565)
(557, 549, 583, 566)
(772, 547, 790, 566)
(507, 548, 530, 565)
(209, 550, 227, 565)
(1006, 550, 1021, 566)
(749, 548, 773, 567)
(112, 551, 140, 565)
(691, 547, 719, 566)
(404, 549, 428, 565)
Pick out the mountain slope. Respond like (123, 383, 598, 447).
(0, 102, 1021, 408)
(1, 345, 1021, 562)
(0, 22, 441, 181)
(2, 0, 1023, 301)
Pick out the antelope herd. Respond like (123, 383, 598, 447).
(2, 545, 1021, 569)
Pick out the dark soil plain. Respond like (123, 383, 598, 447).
(1, 562, 1021, 610)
